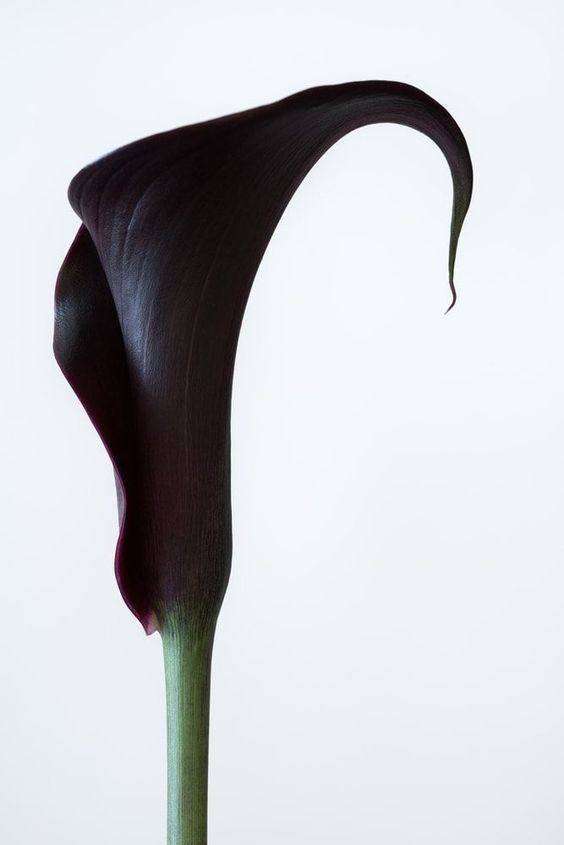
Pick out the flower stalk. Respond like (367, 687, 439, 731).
(161, 613, 217, 845)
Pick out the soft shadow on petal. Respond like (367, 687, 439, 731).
(57, 82, 473, 631)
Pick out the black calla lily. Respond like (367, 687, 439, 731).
(54, 81, 472, 845)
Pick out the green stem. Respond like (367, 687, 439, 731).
(161, 615, 216, 845)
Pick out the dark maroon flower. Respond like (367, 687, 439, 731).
(54, 81, 472, 844)
(54, 81, 472, 635)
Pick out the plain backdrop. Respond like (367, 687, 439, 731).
(2, 0, 564, 842)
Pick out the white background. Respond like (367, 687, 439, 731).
(2, 1, 564, 842)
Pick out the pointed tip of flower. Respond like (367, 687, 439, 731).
(444, 277, 457, 314)
(444, 162, 472, 314)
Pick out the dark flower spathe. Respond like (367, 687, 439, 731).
(54, 82, 473, 635)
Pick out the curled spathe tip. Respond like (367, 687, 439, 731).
(445, 278, 457, 314)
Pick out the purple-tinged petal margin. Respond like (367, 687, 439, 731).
(54, 226, 156, 632)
